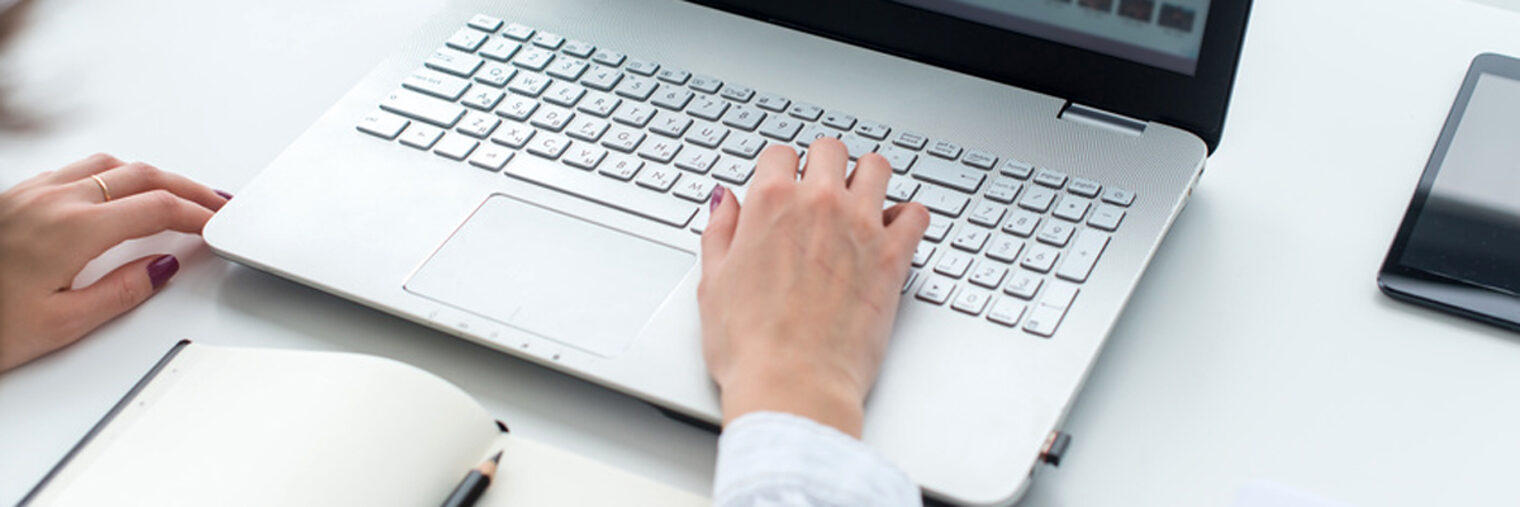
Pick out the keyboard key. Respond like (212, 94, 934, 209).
(1088, 204, 1125, 231)
(894, 131, 928, 150)
(529, 105, 574, 132)
(650, 111, 693, 138)
(635, 165, 681, 192)
(721, 105, 766, 131)
(468, 143, 513, 171)
(721, 132, 767, 159)
(507, 73, 551, 97)
(615, 75, 658, 101)
(1017, 187, 1057, 213)
(924, 215, 953, 242)
(598, 154, 642, 181)
(456, 110, 500, 138)
(600, 125, 645, 152)
(637, 137, 682, 163)
(985, 177, 1022, 204)
(841, 135, 878, 160)
(755, 92, 790, 112)
(580, 65, 623, 91)
(911, 157, 985, 193)
(968, 261, 1007, 289)
(380, 89, 465, 128)
(885, 176, 920, 202)
(952, 289, 992, 315)
(511, 47, 555, 71)
(357, 111, 409, 140)
(502, 22, 534, 41)
(1056, 230, 1109, 283)
(1003, 272, 1042, 299)
(446, 28, 489, 52)
(566, 116, 609, 142)
(502, 154, 697, 228)
(1020, 245, 1060, 273)
(1053, 195, 1091, 222)
(952, 227, 991, 253)
(490, 123, 535, 148)
(687, 94, 730, 121)
(1036, 221, 1075, 247)
(797, 125, 844, 147)
(652, 87, 695, 111)
(474, 62, 516, 88)
(674, 147, 719, 174)
(878, 145, 917, 174)
(479, 39, 521, 62)
(625, 59, 659, 76)
(544, 81, 586, 107)
(673, 177, 716, 202)
(656, 67, 692, 85)
(399, 123, 443, 149)
(915, 184, 970, 217)
(531, 31, 564, 50)
(915, 276, 956, 305)
(787, 102, 823, 121)
(856, 120, 891, 140)
(690, 75, 723, 94)
(1024, 282, 1078, 337)
(912, 242, 936, 267)
(758, 115, 804, 142)
(963, 149, 998, 169)
(611, 103, 656, 127)
(987, 298, 1026, 327)
(526, 132, 570, 159)
(1002, 210, 1040, 237)
(576, 91, 621, 117)
(968, 202, 1005, 228)
(822, 110, 857, 130)
(547, 57, 589, 81)
(562, 39, 597, 58)
(496, 95, 538, 121)
(1000, 159, 1036, 179)
(711, 157, 755, 184)
(985, 234, 1023, 263)
(1101, 187, 1136, 207)
(564, 144, 606, 170)
(591, 49, 626, 67)
(426, 48, 483, 78)
(1069, 177, 1101, 197)
(934, 251, 973, 278)
(720, 83, 755, 102)
(685, 121, 730, 148)
(468, 14, 503, 33)
(404, 69, 471, 101)
(1034, 168, 1068, 189)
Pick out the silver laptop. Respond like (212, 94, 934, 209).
(205, 0, 1252, 503)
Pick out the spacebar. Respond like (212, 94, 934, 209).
(502, 162, 698, 228)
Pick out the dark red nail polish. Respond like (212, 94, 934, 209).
(709, 186, 725, 212)
(215, 190, 233, 200)
(148, 255, 179, 289)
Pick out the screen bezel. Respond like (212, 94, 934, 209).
(1379, 53, 1520, 331)
(685, 0, 1253, 153)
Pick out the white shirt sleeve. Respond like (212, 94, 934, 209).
(713, 411, 922, 507)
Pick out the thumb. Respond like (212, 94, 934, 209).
(700, 185, 740, 273)
(58, 255, 179, 334)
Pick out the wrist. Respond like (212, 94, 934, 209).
(718, 361, 866, 438)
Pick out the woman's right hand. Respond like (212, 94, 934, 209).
(0, 153, 228, 371)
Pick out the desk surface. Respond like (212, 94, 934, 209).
(4, 0, 1520, 505)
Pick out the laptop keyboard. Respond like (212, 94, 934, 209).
(356, 13, 1138, 338)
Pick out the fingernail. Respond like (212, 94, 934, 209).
(709, 186, 725, 212)
(215, 189, 233, 200)
(148, 255, 179, 289)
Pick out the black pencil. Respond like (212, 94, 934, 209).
(441, 450, 502, 507)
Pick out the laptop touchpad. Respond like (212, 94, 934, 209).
(404, 195, 694, 358)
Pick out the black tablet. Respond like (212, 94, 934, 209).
(1380, 53, 1520, 331)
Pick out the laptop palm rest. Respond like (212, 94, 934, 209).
(404, 195, 695, 358)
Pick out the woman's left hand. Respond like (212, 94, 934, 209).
(0, 153, 228, 371)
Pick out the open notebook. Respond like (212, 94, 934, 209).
(22, 341, 709, 506)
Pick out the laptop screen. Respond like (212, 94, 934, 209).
(890, 0, 1211, 75)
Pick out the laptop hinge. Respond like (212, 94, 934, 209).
(1059, 102, 1147, 138)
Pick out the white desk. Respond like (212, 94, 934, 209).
(3, 0, 1519, 505)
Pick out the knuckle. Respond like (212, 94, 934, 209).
(125, 162, 163, 183)
(113, 273, 146, 310)
(86, 152, 122, 166)
(144, 190, 181, 214)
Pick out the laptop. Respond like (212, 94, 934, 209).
(205, 0, 1252, 503)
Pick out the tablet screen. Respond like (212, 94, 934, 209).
(1398, 73, 1520, 294)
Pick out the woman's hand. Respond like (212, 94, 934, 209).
(698, 138, 930, 437)
(0, 153, 228, 371)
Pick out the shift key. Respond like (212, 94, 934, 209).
(380, 89, 466, 128)
(911, 156, 985, 193)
